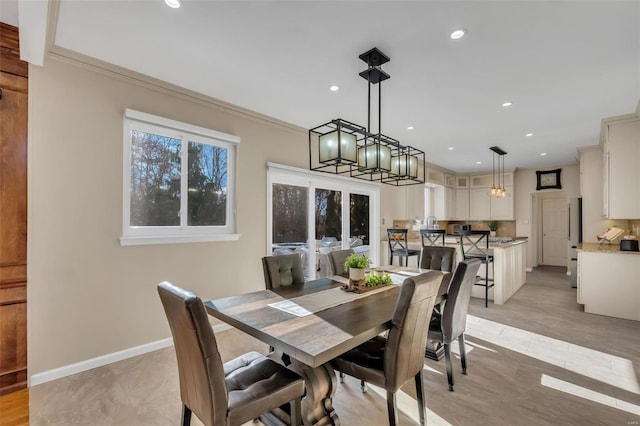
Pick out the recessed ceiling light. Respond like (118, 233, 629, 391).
(448, 147, 454, 150)
(502, 101, 513, 107)
(165, 0, 180, 8)
(476, 161, 482, 165)
(450, 29, 466, 40)
(407, 126, 414, 130)
(329, 85, 340, 92)
(540, 152, 547, 156)
(526, 133, 533, 137)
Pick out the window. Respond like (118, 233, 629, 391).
(121, 109, 239, 245)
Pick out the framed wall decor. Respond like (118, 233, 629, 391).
(536, 168, 562, 190)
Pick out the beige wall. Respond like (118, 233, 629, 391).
(514, 164, 580, 269)
(27, 56, 307, 375)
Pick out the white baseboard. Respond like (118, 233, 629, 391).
(30, 323, 232, 386)
(525, 267, 533, 272)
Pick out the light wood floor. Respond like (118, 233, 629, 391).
(0, 388, 28, 426)
(13, 267, 640, 425)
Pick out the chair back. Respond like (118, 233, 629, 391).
(441, 259, 482, 342)
(327, 248, 354, 275)
(262, 253, 305, 289)
(458, 229, 491, 260)
(420, 246, 455, 272)
(157, 282, 227, 426)
(387, 229, 409, 253)
(420, 229, 445, 246)
(384, 271, 443, 391)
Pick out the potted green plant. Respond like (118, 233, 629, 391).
(344, 253, 369, 282)
(488, 220, 498, 237)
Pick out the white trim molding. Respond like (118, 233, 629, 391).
(30, 324, 231, 386)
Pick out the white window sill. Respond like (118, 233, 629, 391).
(120, 234, 241, 246)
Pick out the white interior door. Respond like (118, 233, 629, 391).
(542, 198, 568, 266)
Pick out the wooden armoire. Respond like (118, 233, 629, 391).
(0, 22, 28, 395)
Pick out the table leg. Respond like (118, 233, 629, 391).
(425, 340, 445, 361)
(288, 359, 340, 426)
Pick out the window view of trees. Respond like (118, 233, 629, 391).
(350, 194, 370, 245)
(188, 142, 227, 226)
(272, 184, 308, 243)
(315, 189, 342, 240)
(130, 131, 181, 226)
(129, 131, 228, 227)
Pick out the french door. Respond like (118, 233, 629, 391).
(267, 164, 380, 279)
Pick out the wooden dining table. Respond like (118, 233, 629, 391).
(205, 266, 450, 425)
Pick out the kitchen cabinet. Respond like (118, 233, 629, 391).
(490, 186, 514, 219)
(601, 115, 640, 219)
(470, 188, 491, 220)
(456, 176, 469, 188)
(444, 173, 455, 187)
(445, 187, 456, 220)
(454, 189, 469, 220)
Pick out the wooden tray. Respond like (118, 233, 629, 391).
(341, 283, 391, 294)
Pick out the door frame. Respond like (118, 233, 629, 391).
(532, 190, 567, 267)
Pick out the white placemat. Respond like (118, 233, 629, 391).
(268, 284, 396, 317)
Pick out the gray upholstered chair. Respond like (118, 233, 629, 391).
(428, 259, 481, 391)
(331, 271, 444, 426)
(262, 253, 305, 289)
(327, 248, 354, 276)
(420, 246, 455, 273)
(157, 282, 305, 426)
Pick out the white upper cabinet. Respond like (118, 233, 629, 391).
(454, 189, 469, 220)
(602, 116, 640, 219)
(469, 188, 491, 220)
(444, 173, 455, 188)
(490, 186, 514, 220)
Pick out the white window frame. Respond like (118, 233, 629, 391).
(266, 163, 380, 278)
(120, 109, 240, 246)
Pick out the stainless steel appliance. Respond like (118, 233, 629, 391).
(568, 197, 582, 288)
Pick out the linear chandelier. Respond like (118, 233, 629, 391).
(309, 47, 425, 186)
(490, 146, 509, 197)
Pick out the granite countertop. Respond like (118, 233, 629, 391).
(393, 237, 528, 249)
(577, 242, 640, 255)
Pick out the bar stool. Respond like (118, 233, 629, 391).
(420, 229, 446, 247)
(458, 229, 494, 307)
(387, 228, 420, 266)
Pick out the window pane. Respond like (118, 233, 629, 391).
(272, 184, 308, 244)
(315, 189, 342, 242)
(187, 142, 228, 226)
(350, 194, 370, 246)
(130, 130, 181, 226)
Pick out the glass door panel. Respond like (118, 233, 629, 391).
(315, 188, 342, 276)
(350, 193, 370, 246)
(271, 183, 310, 278)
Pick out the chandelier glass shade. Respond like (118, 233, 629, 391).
(308, 47, 425, 185)
(490, 146, 508, 197)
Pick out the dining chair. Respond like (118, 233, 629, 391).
(420, 246, 455, 273)
(157, 282, 305, 426)
(331, 271, 444, 426)
(387, 228, 420, 266)
(327, 248, 354, 276)
(420, 229, 446, 247)
(458, 229, 494, 307)
(427, 259, 481, 391)
(262, 253, 305, 289)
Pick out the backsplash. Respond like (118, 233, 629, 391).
(628, 220, 640, 237)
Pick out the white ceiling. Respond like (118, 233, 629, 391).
(12, 1, 640, 172)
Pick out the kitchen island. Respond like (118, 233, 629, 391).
(384, 237, 527, 305)
(577, 242, 640, 321)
